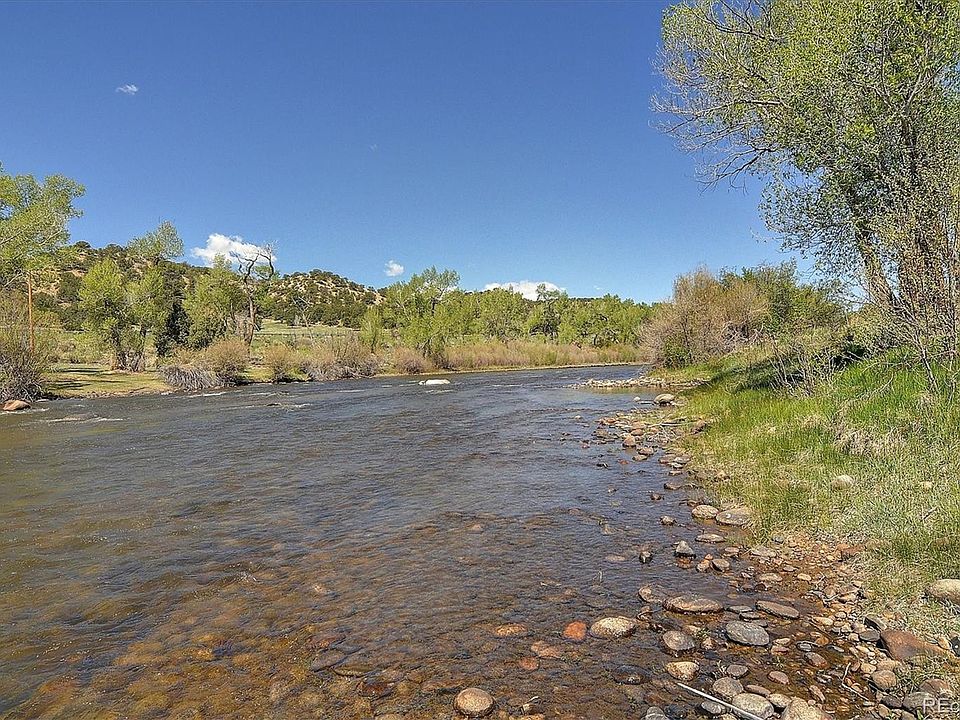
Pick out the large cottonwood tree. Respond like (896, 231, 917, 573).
(656, 0, 960, 386)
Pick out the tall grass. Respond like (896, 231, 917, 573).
(678, 351, 960, 632)
(443, 340, 643, 371)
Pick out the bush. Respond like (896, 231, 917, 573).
(305, 335, 381, 380)
(263, 344, 302, 382)
(159, 363, 221, 391)
(390, 346, 432, 374)
(0, 296, 52, 401)
(202, 338, 249, 383)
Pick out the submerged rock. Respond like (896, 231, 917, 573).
(780, 699, 831, 720)
(732, 693, 775, 719)
(2, 399, 30, 412)
(665, 595, 723, 614)
(589, 616, 639, 639)
(725, 621, 770, 647)
(665, 660, 699, 681)
(662, 630, 695, 654)
(454, 687, 494, 717)
(756, 600, 800, 620)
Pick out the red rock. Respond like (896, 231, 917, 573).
(562, 621, 587, 642)
(518, 657, 539, 671)
(880, 629, 950, 661)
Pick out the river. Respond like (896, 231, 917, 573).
(0, 367, 808, 718)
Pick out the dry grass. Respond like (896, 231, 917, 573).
(443, 340, 642, 371)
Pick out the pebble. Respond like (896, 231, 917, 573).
(732, 693, 775, 719)
(662, 630, 695, 654)
(494, 623, 528, 638)
(725, 620, 770, 646)
(454, 687, 495, 717)
(768, 671, 789, 686)
(713, 677, 744, 700)
(562, 621, 587, 642)
(589, 616, 638, 639)
(756, 600, 800, 620)
(675, 540, 696, 557)
(665, 595, 723, 613)
(665, 660, 699, 681)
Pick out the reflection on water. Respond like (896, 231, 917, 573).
(0, 367, 742, 718)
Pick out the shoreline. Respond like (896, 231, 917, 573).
(38, 360, 649, 401)
(600, 397, 959, 717)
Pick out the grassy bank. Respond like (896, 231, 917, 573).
(665, 352, 960, 636)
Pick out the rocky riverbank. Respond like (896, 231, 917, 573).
(589, 405, 959, 720)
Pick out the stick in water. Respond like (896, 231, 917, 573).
(676, 683, 767, 720)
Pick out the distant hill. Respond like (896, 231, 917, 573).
(33, 242, 381, 330)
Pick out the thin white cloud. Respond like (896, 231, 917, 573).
(191, 233, 274, 266)
(384, 260, 404, 277)
(116, 84, 139, 95)
(483, 280, 564, 300)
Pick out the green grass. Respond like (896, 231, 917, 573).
(45, 364, 173, 398)
(674, 351, 960, 636)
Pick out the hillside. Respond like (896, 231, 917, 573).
(32, 242, 381, 330)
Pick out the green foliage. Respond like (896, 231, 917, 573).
(381, 267, 461, 362)
(182, 257, 245, 348)
(0, 164, 84, 286)
(78, 258, 135, 368)
(127, 220, 183, 263)
(478, 288, 527, 341)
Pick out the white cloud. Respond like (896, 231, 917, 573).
(116, 84, 139, 95)
(190, 233, 274, 266)
(483, 280, 564, 300)
(384, 260, 404, 277)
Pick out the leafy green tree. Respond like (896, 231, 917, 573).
(79, 258, 137, 368)
(183, 256, 246, 348)
(382, 267, 461, 362)
(526, 284, 570, 340)
(127, 221, 186, 356)
(478, 288, 527, 341)
(127, 220, 183, 264)
(656, 0, 960, 385)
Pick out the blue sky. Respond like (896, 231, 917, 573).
(2, 1, 787, 301)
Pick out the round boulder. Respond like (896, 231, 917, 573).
(925, 578, 960, 604)
(454, 687, 494, 717)
(732, 693, 775, 720)
(589, 616, 639, 639)
(715, 508, 751, 527)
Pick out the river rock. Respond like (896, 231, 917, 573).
(639, 585, 667, 603)
(725, 664, 748, 678)
(713, 677, 744, 701)
(880, 629, 949, 661)
(711, 557, 730, 572)
(756, 600, 800, 620)
(697, 532, 725, 543)
(691, 504, 719, 519)
(662, 630, 695, 654)
(675, 540, 696, 558)
(455, 687, 494, 717)
(309, 649, 346, 671)
(665, 595, 723, 614)
(871, 670, 899, 691)
(2, 399, 30, 412)
(768, 671, 789, 686)
(494, 623, 528, 638)
(654, 393, 676, 405)
(665, 660, 699, 681)
(780, 699, 831, 720)
(530, 640, 563, 659)
(589, 616, 638, 639)
(646, 707, 668, 720)
(661, 516, 676, 526)
(902, 692, 937, 713)
(725, 621, 770, 646)
(715, 508, 752, 527)
(732, 693, 774, 719)
(562, 621, 587, 642)
(623, 435, 638, 448)
(925, 578, 960, 604)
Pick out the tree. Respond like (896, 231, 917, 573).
(127, 220, 183, 264)
(183, 256, 246, 348)
(478, 288, 527, 341)
(382, 267, 460, 361)
(656, 0, 960, 388)
(0, 164, 84, 350)
(79, 258, 135, 368)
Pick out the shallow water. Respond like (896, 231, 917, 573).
(0, 367, 833, 719)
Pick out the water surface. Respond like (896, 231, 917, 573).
(1, 367, 761, 718)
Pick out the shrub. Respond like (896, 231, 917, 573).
(159, 363, 221, 391)
(263, 343, 302, 382)
(391, 346, 432, 374)
(202, 338, 249, 383)
(305, 335, 381, 380)
(0, 296, 52, 401)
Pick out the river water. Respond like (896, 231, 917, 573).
(0, 367, 795, 719)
